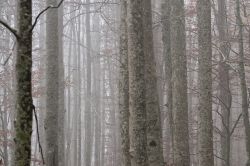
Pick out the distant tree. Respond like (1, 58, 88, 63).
(236, 0, 250, 165)
(85, 0, 93, 165)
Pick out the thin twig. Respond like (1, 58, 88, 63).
(0, 19, 19, 39)
(32, 105, 45, 165)
(230, 113, 242, 136)
(31, 0, 64, 31)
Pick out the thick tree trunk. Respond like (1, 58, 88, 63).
(143, 1, 164, 166)
(14, 0, 33, 165)
(127, 0, 148, 165)
(119, 0, 131, 165)
(236, 0, 250, 165)
(197, 0, 214, 165)
(170, 0, 190, 165)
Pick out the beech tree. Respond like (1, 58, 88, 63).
(170, 0, 190, 165)
(197, 0, 214, 165)
(127, 0, 148, 165)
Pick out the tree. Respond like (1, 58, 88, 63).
(170, 0, 190, 165)
(44, 0, 61, 165)
(161, 0, 173, 164)
(143, 0, 164, 165)
(197, 0, 214, 165)
(213, 0, 232, 165)
(236, 0, 250, 165)
(0, 0, 33, 165)
(119, 0, 131, 165)
(85, 1, 93, 165)
(127, 0, 148, 165)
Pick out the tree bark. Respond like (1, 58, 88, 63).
(45, 0, 60, 165)
(215, 0, 232, 165)
(236, 0, 250, 165)
(170, 0, 190, 165)
(127, 0, 148, 165)
(143, 1, 164, 166)
(197, 0, 214, 165)
(161, 0, 173, 164)
(85, 0, 93, 165)
(119, 0, 131, 166)
(14, 0, 33, 165)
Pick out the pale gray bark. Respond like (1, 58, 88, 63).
(161, 0, 173, 164)
(85, 1, 93, 165)
(170, 0, 190, 165)
(197, 0, 214, 165)
(58, 3, 65, 166)
(236, 0, 250, 165)
(214, 0, 232, 165)
(93, 12, 101, 166)
(45, 0, 60, 165)
(143, 1, 164, 166)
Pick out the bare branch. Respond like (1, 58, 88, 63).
(31, 0, 64, 31)
(0, 19, 19, 39)
(230, 113, 242, 136)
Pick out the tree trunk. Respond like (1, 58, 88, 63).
(161, 0, 173, 164)
(197, 0, 214, 165)
(85, 0, 93, 165)
(45, 0, 60, 165)
(170, 0, 190, 165)
(119, 0, 131, 165)
(215, 0, 232, 165)
(143, 1, 164, 166)
(127, 0, 148, 165)
(58, 2, 65, 166)
(14, 0, 33, 165)
(236, 0, 250, 165)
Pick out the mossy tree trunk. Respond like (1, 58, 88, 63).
(14, 0, 33, 165)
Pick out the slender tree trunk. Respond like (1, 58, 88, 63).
(14, 0, 33, 165)
(197, 0, 214, 165)
(161, 0, 173, 164)
(93, 13, 101, 166)
(143, 1, 164, 165)
(45, 0, 60, 165)
(119, 0, 131, 166)
(85, 0, 92, 165)
(127, 0, 148, 165)
(58, 2, 65, 166)
(170, 0, 190, 165)
(215, 0, 232, 165)
(236, 0, 250, 165)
